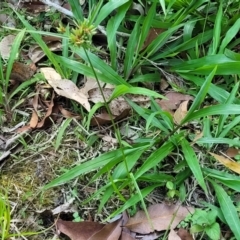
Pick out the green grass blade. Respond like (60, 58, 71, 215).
(216, 82, 239, 136)
(5, 29, 26, 87)
(110, 84, 166, 101)
(134, 135, 181, 179)
(209, 1, 222, 55)
(106, 184, 161, 221)
(72, 47, 130, 86)
(88, 0, 103, 24)
(197, 137, 240, 148)
(107, 1, 131, 70)
(54, 118, 72, 151)
(124, 17, 141, 79)
(219, 18, 240, 53)
(181, 138, 207, 193)
(68, 0, 83, 21)
(9, 74, 42, 100)
(43, 146, 142, 189)
(15, 11, 64, 77)
(204, 168, 240, 192)
(181, 67, 217, 124)
(181, 104, 240, 124)
(95, 0, 129, 26)
(210, 181, 240, 240)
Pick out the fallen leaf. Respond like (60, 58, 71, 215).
(157, 92, 193, 112)
(58, 106, 82, 119)
(125, 203, 193, 234)
(173, 100, 189, 124)
(210, 152, 240, 174)
(41, 67, 90, 111)
(0, 35, 16, 59)
(168, 229, 181, 240)
(120, 231, 136, 240)
(89, 218, 122, 240)
(29, 41, 62, 63)
(143, 28, 163, 49)
(89, 88, 150, 116)
(29, 110, 38, 128)
(160, 78, 169, 91)
(177, 228, 193, 240)
(80, 77, 114, 97)
(10, 62, 36, 82)
(56, 219, 105, 240)
(225, 148, 240, 158)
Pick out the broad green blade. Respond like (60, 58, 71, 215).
(210, 181, 240, 240)
(181, 139, 207, 193)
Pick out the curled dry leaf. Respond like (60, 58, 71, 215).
(177, 228, 194, 240)
(56, 219, 105, 240)
(157, 92, 194, 112)
(89, 88, 150, 116)
(0, 35, 16, 59)
(168, 229, 181, 240)
(29, 41, 62, 63)
(89, 218, 122, 240)
(10, 62, 36, 82)
(210, 152, 240, 174)
(225, 148, 240, 158)
(41, 67, 90, 111)
(173, 100, 189, 124)
(125, 203, 193, 234)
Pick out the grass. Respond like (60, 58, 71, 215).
(1, 0, 240, 239)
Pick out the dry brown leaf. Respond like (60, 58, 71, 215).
(89, 88, 150, 116)
(125, 203, 193, 234)
(58, 106, 82, 119)
(29, 110, 38, 128)
(89, 218, 122, 240)
(173, 100, 189, 124)
(177, 228, 193, 240)
(157, 92, 194, 112)
(56, 219, 105, 240)
(29, 41, 62, 63)
(41, 67, 90, 111)
(10, 62, 36, 82)
(0, 35, 16, 59)
(225, 148, 240, 158)
(80, 77, 114, 97)
(210, 152, 240, 174)
(143, 28, 163, 49)
(168, 229, 181, 240)
(160, 78, 169, 91)
(120, 232, 136, 240)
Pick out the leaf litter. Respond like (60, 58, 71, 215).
(56, 202, 194, 240)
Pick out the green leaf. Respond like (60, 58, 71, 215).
(15, 12, 64, 77)
(210, 181, 240, 240)
(124, 17, 141, 79)
(110, 84, 166, 101)
(106, 184, 160, 221)
(95, 0, 129, 25)
(181, 104, 240, 124)
(68, 0, 83, 21)
(5, 29, 26, 87)
(181, 67, 216, 124)
(107, 1, 131, 70)
(134, 137, 178, 179)
(54, 118, 72, 151)
(205, 222, 220, 240)
(72, 47, 130, 86)
(43, 145, 144, 190)
(181, 139, 207, 193)
(219, 18, 240, 53)
(209, 1, 222, 55)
